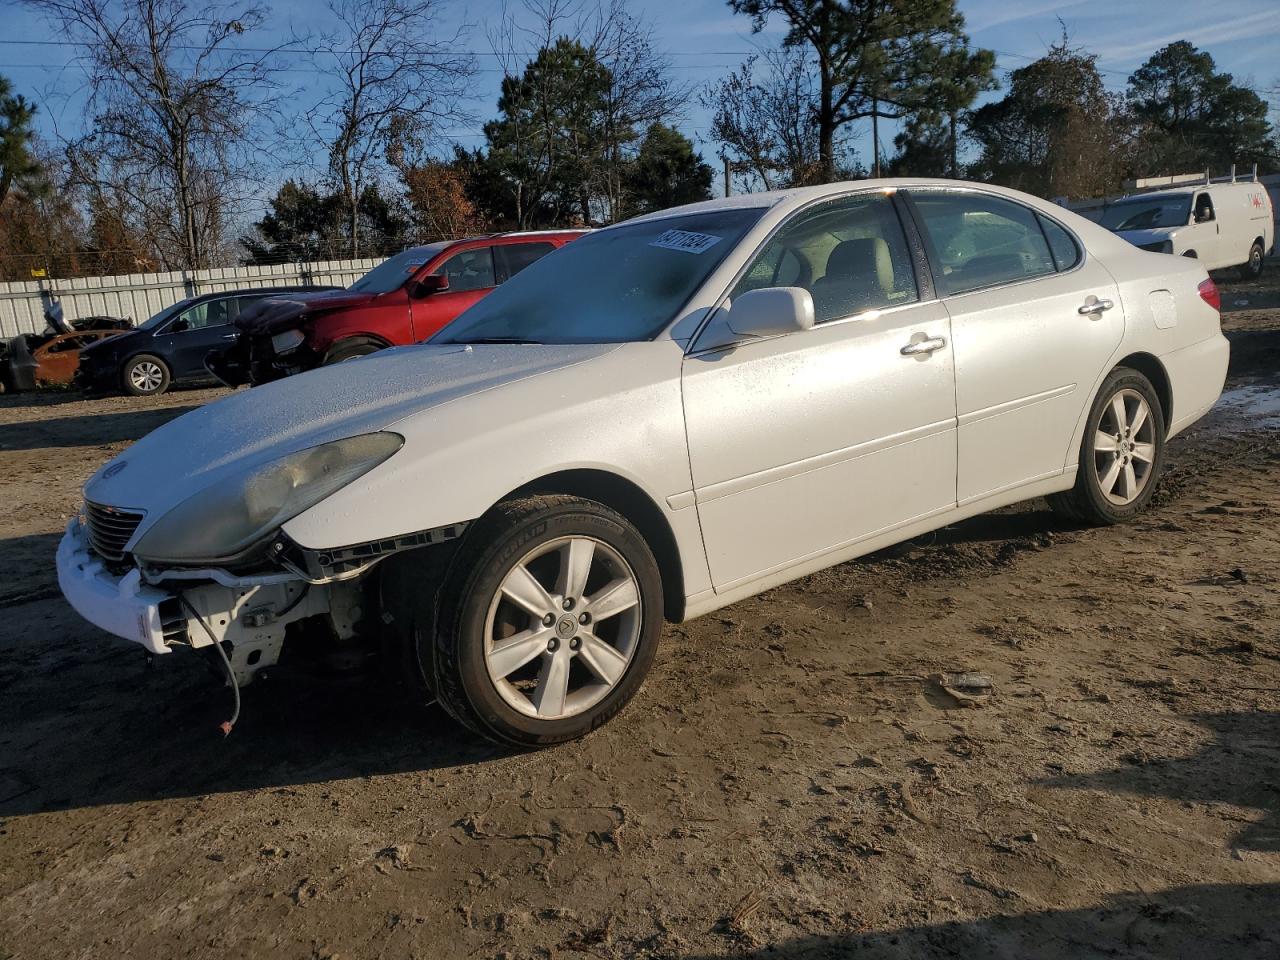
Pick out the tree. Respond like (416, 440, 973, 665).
(483, 37, 613, 228)
(967, 37, 1131, 199)
(310, 0, 473, 257)
(241, 180, 410, 264)
(623, 123, 712, 216)
(886, 115, 951, 177)
(584, 0, 692, 221)
(401, 160, 483, 239)
(1128, 41, 1273, 174)
(25, 0, 290, 271)
(0, 76, 42, 208)
(704, 46, 833, 189)
(726, 0, 994, 180)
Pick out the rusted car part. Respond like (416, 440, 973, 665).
(1, 314, 132, 393)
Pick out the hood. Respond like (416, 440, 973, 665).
(85, 341, 618, 532)
(1116, 227, 1178, 246)
(233, 288, 378, 335)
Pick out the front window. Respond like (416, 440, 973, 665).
(731, 193, 918, 323)
(174, 298, 233, 330)
(349, 243, 450, 294)
(1099, 197, 1191, 232)
(138, 299, 192, 331)
(438, 209, 765, 344)
(432, 246, 496, 292)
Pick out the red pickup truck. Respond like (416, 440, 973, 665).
(209, 230, 587, 386)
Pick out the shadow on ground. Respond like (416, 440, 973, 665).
(0, 405, 201, 450)
(684, 882, 1280, 959)
(1044, 710, 1280, 852)
(0, 581, 513, 816)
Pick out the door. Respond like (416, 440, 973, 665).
(682, 192, 958, 591)
(1190, 192, 1226, 268)
(154, 296, 239, 379)
(413, 245, 497, 339)
(905, 189, 1124, 504)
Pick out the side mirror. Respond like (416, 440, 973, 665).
(411, 274, 449, 298)
(170, 318, 190, 333)
(726, 287, 815, 339)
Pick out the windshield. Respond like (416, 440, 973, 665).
(350, 242, 450, 294)
(437, 208, 765, 344)
(1100, 197, 1191, 232)
(139, 298, 194, 331)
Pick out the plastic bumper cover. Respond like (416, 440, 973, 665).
(56, 519, 175, 655)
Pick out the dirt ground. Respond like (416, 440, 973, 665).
(1, 270, 1279, 960)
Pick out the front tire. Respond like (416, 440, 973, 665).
(1049, 367, 1166, 525)
(123, 354, 171, 396)
(429, 495, 663, 746)
(1238, 241, 1265, 281)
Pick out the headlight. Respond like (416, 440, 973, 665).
(133, 432, 403, 563)
(271, 329, 306, 355)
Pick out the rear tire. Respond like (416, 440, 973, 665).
(1238, 241, 1265, 281)
(1049, 367, 1166, 525)
(123, 354, 170, 396)
(427, 495, 663, 746)
(323, 338, 383, 365)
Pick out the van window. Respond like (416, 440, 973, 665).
(1193, 194, 1215, 223)
(731, 193, 918, 323)
(911, 191, 1056, 296)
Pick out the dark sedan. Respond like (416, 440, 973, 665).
(77, 286, 336, 396)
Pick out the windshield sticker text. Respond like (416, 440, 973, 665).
(650, 229, 723, 255)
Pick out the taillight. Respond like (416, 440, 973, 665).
(1198, 277, 1220, 312)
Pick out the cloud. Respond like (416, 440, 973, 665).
(1091, 7, 1280, 65)
(964, 0, 1090, 34)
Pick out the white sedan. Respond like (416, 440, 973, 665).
(58, 178, 1229, 745)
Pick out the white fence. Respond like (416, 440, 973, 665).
(0, 258, 386, 339)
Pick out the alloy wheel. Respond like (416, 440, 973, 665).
(1093, 388, 1156, 505)
(130, 361, 164, 393)
(483, 535, 642, 720)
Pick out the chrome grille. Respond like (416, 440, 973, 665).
(84, 501, 145, 562)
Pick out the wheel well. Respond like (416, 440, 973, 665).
(328, 334, 391, 353)
(1116, 352, 1172, 430)
(506, 469, 686, 622)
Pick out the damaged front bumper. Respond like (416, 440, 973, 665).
(57, 519, 181, 655)
(56, 519, 345, 685)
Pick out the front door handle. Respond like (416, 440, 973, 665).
(900, 336, 947, 356)
(1078, 298, 1114, 316)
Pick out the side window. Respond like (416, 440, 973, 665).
(1193, 193, 1215, 223)
(174, 299, 231, 331)
(433, 246, 496, 293)
(495, 242, 555, 283)
(1038, 215, 1081, 272)
(731, 193, 918, 324)
(912, 192, 1056, 296)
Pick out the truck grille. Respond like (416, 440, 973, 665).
(84, 501, 145, 562)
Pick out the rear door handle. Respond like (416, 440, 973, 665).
(1078, 298, 1114, 316)
(900, 336, 947, 356)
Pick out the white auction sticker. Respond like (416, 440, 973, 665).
(649, 229, 723, 254)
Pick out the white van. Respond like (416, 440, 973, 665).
(1099, 179, 1274, 279)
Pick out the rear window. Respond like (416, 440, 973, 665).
(911, 192, 1056, 296)
(496, 242, 556, 283)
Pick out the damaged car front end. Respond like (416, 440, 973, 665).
(56, 432, 426, 702)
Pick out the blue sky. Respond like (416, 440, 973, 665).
(2, 0, 1278, 204)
